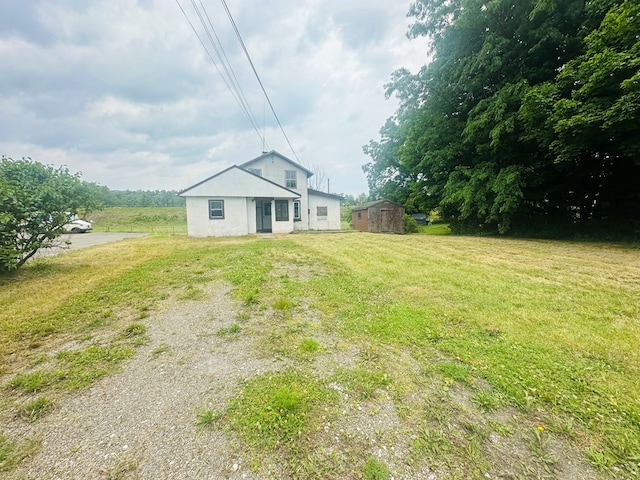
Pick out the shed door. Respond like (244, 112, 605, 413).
(380, 209, 394, 233)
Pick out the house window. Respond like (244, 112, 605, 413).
(247, 167, 262, 176)
(293, 200, 301, 221)
(285, 170, 297, 188)
(317, 206, 328, 217)
(209, 199, 224, 219)
(357, 212, 362, 219)
(275, 200, 289, 221)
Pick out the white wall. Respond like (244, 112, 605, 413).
(272, 199, 294, 234)
(251, 154, 310, 230)
(185, 197, 250, 237)
(308, 194, 341, 230)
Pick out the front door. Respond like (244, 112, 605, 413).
(256, 199, 272, 233)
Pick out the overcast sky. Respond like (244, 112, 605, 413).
(0, 0, 428, 195)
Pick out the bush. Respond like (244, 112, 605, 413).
(403, 214, 419, 234)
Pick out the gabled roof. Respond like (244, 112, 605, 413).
(178, 165, 300, 198)
(352, 199, 404, 212)
(240, 150, 314, 178)
(308, 188, 343, 200)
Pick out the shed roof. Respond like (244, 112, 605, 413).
(352, 199, 404, 212)
(308, 188, 343, 200)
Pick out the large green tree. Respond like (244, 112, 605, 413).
(364, 0, 638, 236)
(0, 157, 102, 272)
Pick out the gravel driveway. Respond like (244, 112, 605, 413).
(9, 284, 267, 479)
(35, 233, 148, 258)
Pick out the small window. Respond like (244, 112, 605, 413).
(275, 200, 289, 221)
(247, 167, 262, 176)
(357, 212, 362, 219)
(293, 200, 301, 221)
(317, 206, 328, 217)
(209, 199, 224, 219)
(285, 170, 297, 188)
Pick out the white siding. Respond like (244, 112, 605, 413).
(308, 193, 341, 230)
(248, 154, 311, 230)
(272, 199, 294, 234)
(182, 166, 298, 199)
(185, 197, 250, 237)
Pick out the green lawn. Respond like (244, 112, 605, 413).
(1, 232, 638, 478)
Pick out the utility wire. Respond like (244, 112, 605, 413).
(219, 0, 302, 164)
(191, 0, 265, 147)
(197, 0, 262, 144)
(175, 0, 265, 145)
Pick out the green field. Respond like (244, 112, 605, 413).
(88, 206, 187, 234)
(1, 227, 638, 478)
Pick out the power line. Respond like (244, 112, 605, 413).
(192, 0, 265, 148)
(219, 0, 302, 164)
(175, 0, 265, 145)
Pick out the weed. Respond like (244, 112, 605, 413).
(471, 390, 502, 413)
(195, 408, 220, 433)
(529, 426, 558, 467)
(243, 289, 259, 305)
(0, 434, 17, 471)
(225, 370, 336, 451)
(0, 433, 38, 472)
(488, 420, 513, 437)
(436, 362, 471, 384)
(122, 323, 146, 338)
(19, 396, 53, 422)
(412, 427, 452, 461)
(272, 298, 294, 310)
(178, 284, 203, 300)
(363, 456, 390, 480)
(55, 345, 135, 390)
(150, 343, 171, 359)
(299, 338, 320, 354)
(333, 368, 391, 400)
(9, 371, 49, 394)
(216, 323, 241, 339)
(100, 454, 141, 480)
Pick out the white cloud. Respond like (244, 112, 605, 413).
(0, 0, 429, 195)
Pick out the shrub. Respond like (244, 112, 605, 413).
(403, 214, 419, 234)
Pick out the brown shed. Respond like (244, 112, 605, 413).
(352, 199, 405, 234)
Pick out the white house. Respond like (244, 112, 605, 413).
(178, 151, 342, 237)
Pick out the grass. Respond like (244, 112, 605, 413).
(1, 226, 639, 477)
(18, 396, 54, 422)
(195, 408, 220, 433)
(363, 456, 390, 480)
(88, 206, 187, 234)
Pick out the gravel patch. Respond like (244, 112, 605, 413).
(8, 284, 271, 479)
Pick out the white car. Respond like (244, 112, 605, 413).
(63, 217, 93, 233)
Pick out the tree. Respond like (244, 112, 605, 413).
(524, 0, 640, 228)
(365, 0, 638, 236)
(0, 157, 103, 272)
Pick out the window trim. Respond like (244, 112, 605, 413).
(275, 199, 289, 221)
(208, 199, 225, 219)
(293, 200, 301, 221)
(285, 170, 297, 189)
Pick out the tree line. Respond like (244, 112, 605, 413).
(94, 186, 185, 208)
(364, 0, 639, 237)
